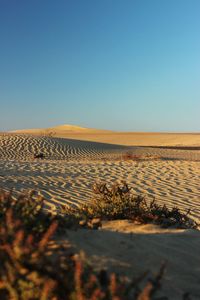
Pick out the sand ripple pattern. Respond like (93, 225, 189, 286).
(0, 134, 125, 161)
(1, 134, 200, 161)
(0, 159, 199, 222)
(0, 134, 200, 222)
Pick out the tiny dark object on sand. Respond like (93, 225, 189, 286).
(34, 153, 45, 159)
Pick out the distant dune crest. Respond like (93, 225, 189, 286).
(9, 124, 200, 147)
(11, 124, 112, 135)
(52, 124, 89, 131)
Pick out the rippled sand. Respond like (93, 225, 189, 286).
(1, 133, 200, 297)
(0, 133, 200, 221)
(11, 124, 200, 146)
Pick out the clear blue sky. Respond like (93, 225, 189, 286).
(0, 0, 199, 132)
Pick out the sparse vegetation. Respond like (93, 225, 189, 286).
(121, 152, 142, 161)
(61, 182, 198, 230)
(0, 185, 198, 299)
(121, 152, 160, 161)
(0, 189, 168, 299)
(0, 190, 54, 236)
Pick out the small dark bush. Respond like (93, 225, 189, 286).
(34, 153, 45, 159)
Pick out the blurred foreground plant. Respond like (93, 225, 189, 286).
(0, 189, 168, 300)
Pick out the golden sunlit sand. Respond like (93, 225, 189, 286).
(11, 124, 200, 146)
(1, 126, 200, 298)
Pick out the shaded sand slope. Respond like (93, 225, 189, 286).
(0, 134, 125, 161)
(52, 132, 200, 147)
(1, 134, 200, 161)
(10, 124, 200, 146)
(66, 222, 200, 299)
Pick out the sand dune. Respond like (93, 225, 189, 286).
(1, 133, 200, 161)
(10, 124, 200, 146)
(1, 158, 199, 221)
(11, 124, 112, 135)
(0, 134, 200, 219)
(1, 132, 200, 297)
(0, 133, 200, 299)
(0, 133, 125, 161)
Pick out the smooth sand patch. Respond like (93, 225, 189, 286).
(66, 222, 200, 299)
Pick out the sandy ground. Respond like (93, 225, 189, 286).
(11, 124, 200, 146)
(0, 131, 200, 298)
(66, 223, 200, 299)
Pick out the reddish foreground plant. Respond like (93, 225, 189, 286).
(0, 189, 168, 299)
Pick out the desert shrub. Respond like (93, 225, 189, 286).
(33, 153, 45, 159)
(1, 184, 197, 233)
(62, 182, 198, 230)
(120, 152, 161, 162)
(122, 152, 142, 161)
(0, 190, 83, 235)
(0, 210, 58, 299)
(0, 190, 166, 299)
(0, 190, 52, 237)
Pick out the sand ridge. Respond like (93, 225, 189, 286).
(11, 124, 113, 135)
(10, 124, 200, 146)
(0, 132, 200, 297)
